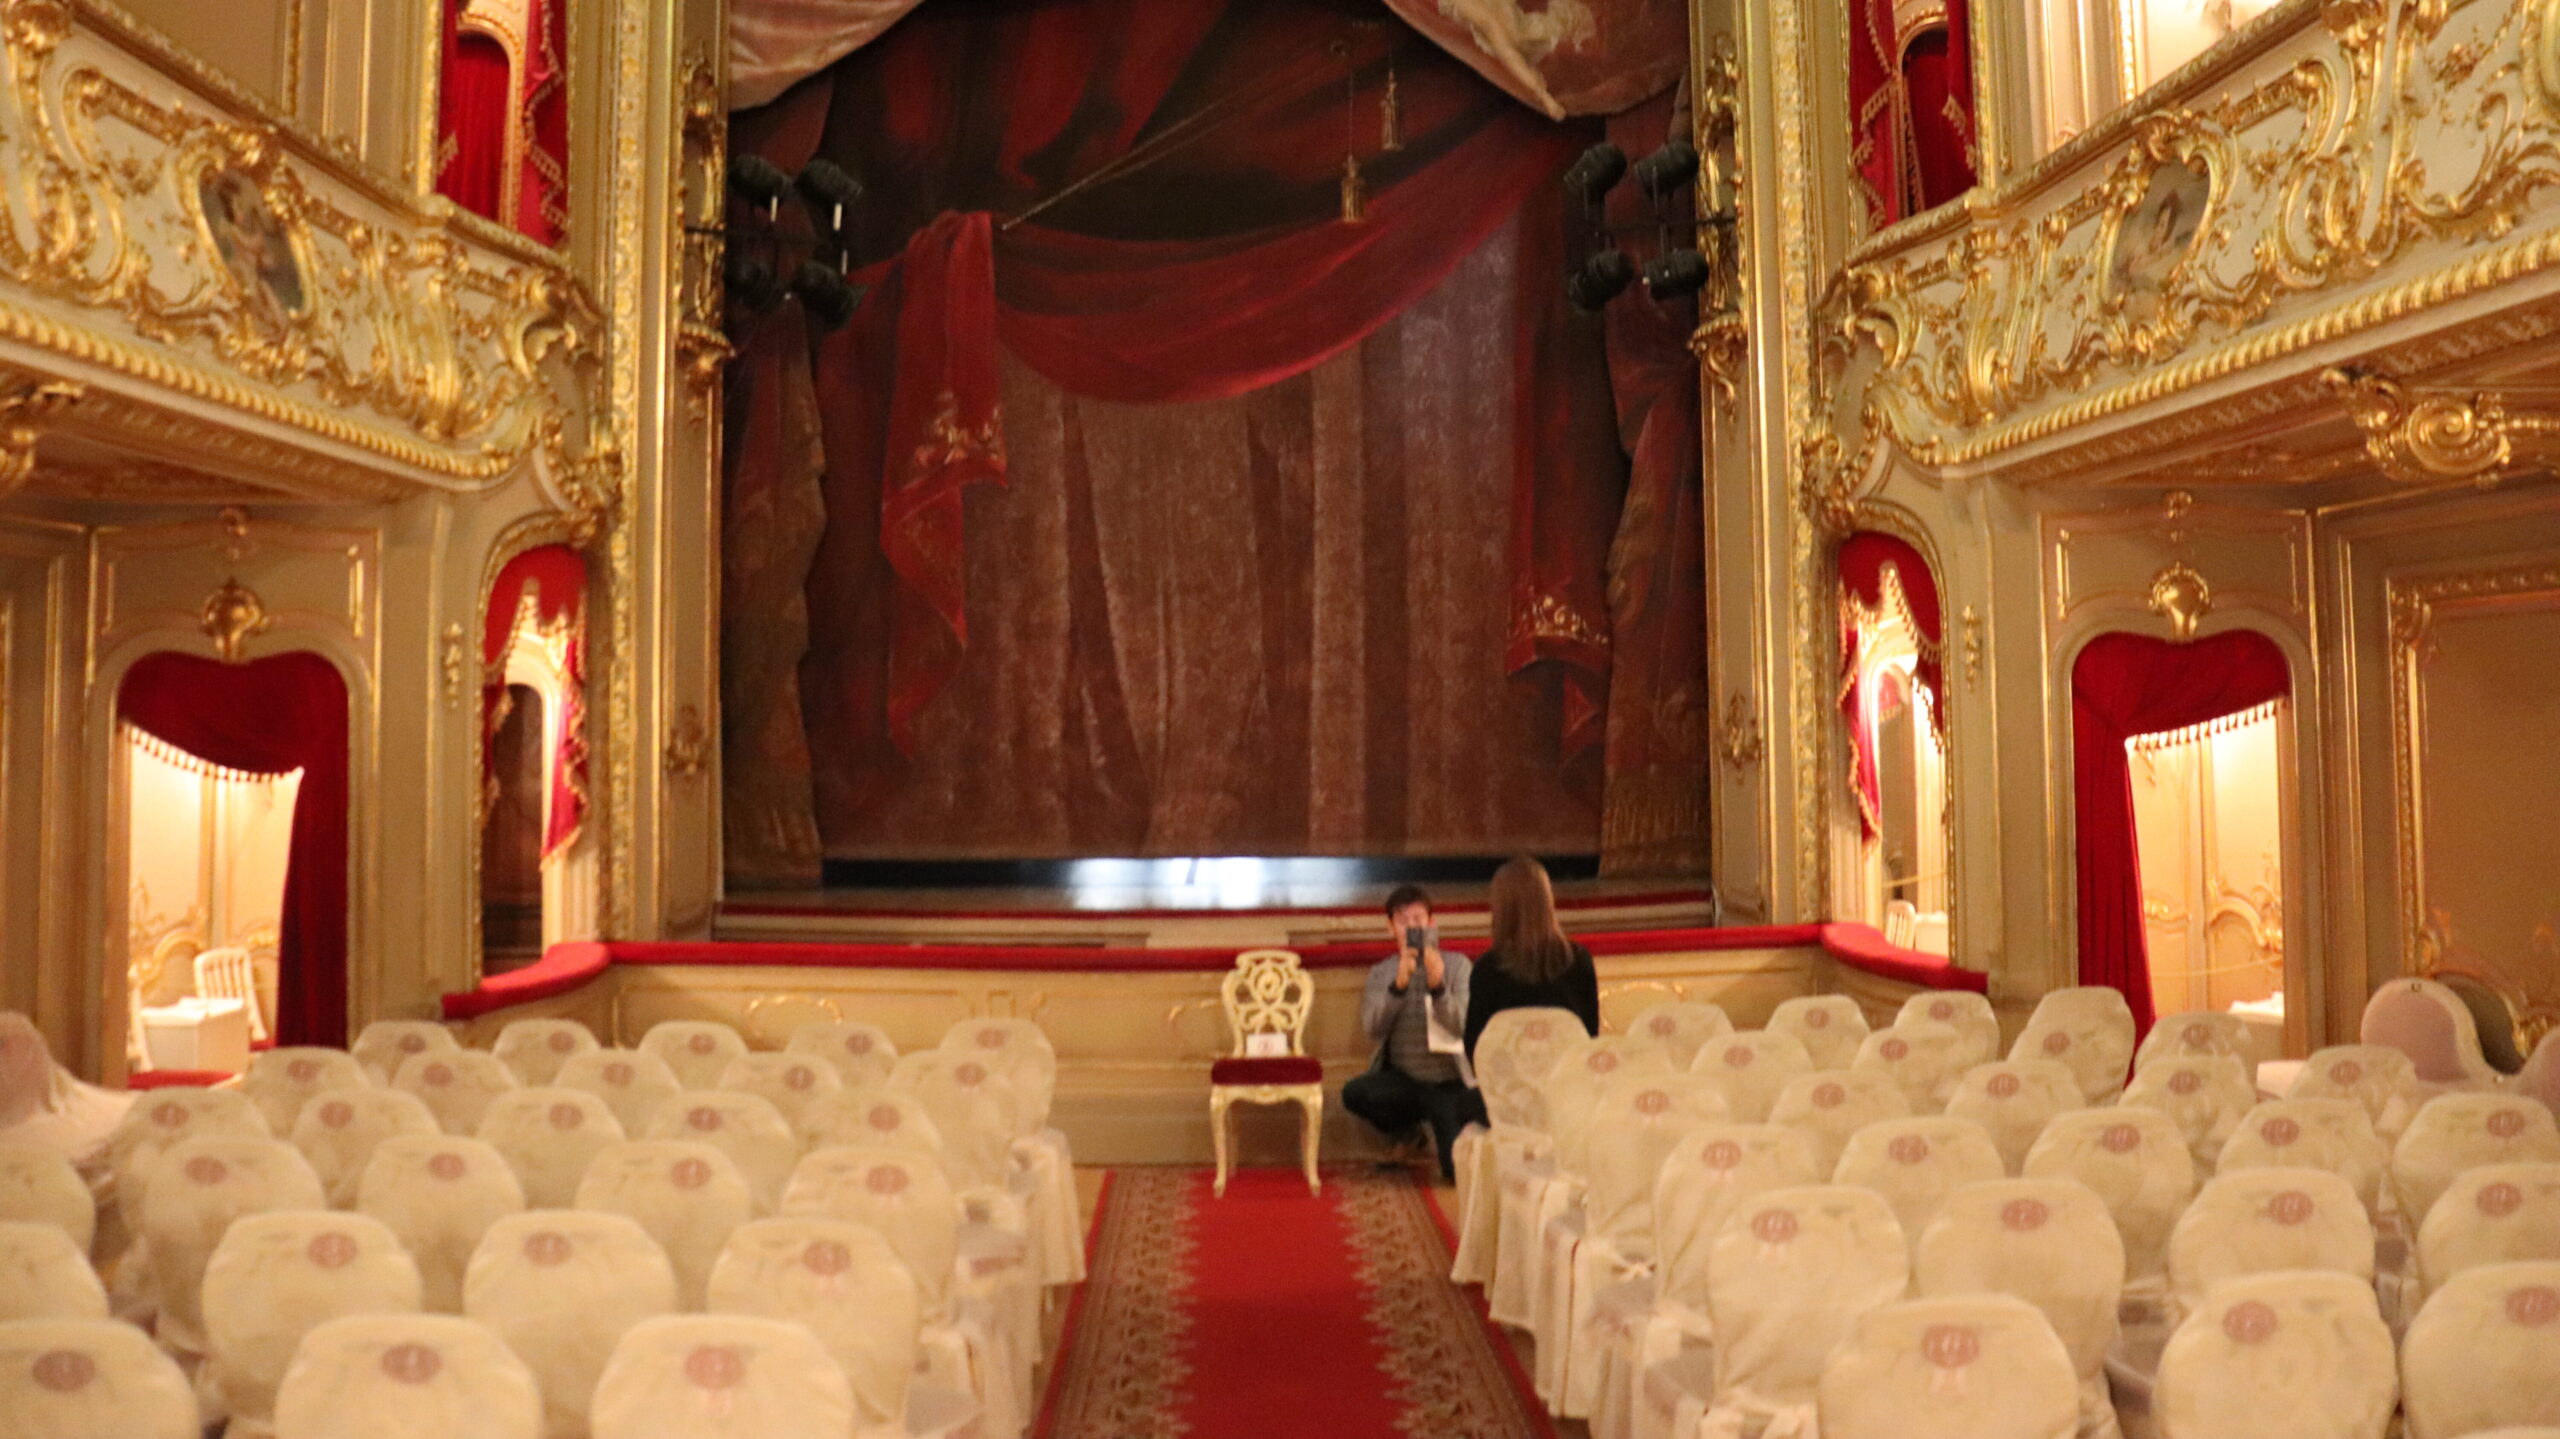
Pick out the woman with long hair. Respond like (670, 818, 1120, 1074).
(1463, 856, 1601, 1059)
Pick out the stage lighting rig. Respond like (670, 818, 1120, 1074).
(692, 156, 871, 332)
(1559, 135, 1734, 315)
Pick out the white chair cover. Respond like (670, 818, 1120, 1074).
(2400, 1259, 2560, 1439)
(491, 1019, 601, 1088)
(2289, 1044, 2423, 1141)
(2011, 987, 2136, 1104)
(391, 1050, 519, 1136)
(1945, 1059, 2083, 1174)
(203, 1210, 423, 1435)
(1833, 1115, 2006, 1259)
(1689, 1030, 1817, 1124)
(107, 1085, 270, 1238)
(0, 1220, 106, 1322)
(1819, 1293, 2081, 1439)
(786, 1021, 900, 1091)
(1546, 1037, 1680, 1170)
(2362, 976, 2502, 1092)
(1899, 991, 2002, 1071)
(355, 1136, 525, 1311)
(2217, 1099, 2390, 1216)
(1476, 1007, 1593, 1132)
(555, 1048, 685, 1137)
(779, 1146, 959, 1311)
(2153, 1269, 2396, 1439)
(2416, 1162, 2560, 1303)
(473, 1087, 627, 1208)
(644, 1091, 802, 1215)
(0, 1315, 197, 1439)
(2518, 1031, 2560, 1122)
(590, 1313, 856, 1439)
(138, 1136, 325, 1354)
(288, 1088, 439, 1208)
(0, 1142, 95, 1254)
(573, 1140, 755, 1310)
(940, 1018, 1057, 1132)
(1915, 1179, 2125, 1439)
(1506, 1035, 1673, 1343)
(716, 1052, 844, 1127)
(2123, 1054, 2258, 1178)
(2135, 1012, 2255, 1077)
(2023, 1108, 2196, 1291)
(1768, 1068, 1913, 1176)
(1454, 1006, 1588, 1293)
(1619, 1000, 1731, 1069)
(1853, 1019, 1969, 1114)
(242, 1049, 372, 1136)
(351, 1022, 460, 1086)
(273, 1312, 541, 1439)
(2395, 1094, 2560, 1235)
(1681, 1183, 1909, 1439)
(1767, 995, 1870, 1072)
(639, 1022, 751, 1092)
(933, 1021, 1081, 1286)
(890, 1053, 1023, 1191)
(707, 1216, 919, 1433)
(463, 1210, 679, 1439)
(800, 1086, 943, 1156)
(2168, 1168, 2374, 1320)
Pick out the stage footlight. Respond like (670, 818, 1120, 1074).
(1566, 247, 1637, 313)
(1642, 247, 1711, 300)
(1564, 142, 1628, 207)
(1632, 139, 1700, 199)
(792, 261, 865, 330)
(724, 253, 782, 312)
(794, 159, 864, 234)
(728, 155, 792, 217)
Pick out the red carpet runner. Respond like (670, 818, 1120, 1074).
(1037, 1167, 1551, 1439)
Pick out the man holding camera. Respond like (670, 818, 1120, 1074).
(1343, 884, 1486, 1182)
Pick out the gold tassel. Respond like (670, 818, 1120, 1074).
(1339, 152, 1366, 223)
(1380, 65, 1403, 152)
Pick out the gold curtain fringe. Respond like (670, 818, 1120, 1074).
(2124, 695, 2288, 753)
(1600, 770, 1712, 875)
(123, 724, 300, 786)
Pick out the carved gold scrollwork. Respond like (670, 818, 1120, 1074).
(1717, 691, 1765, 770)
(199, 577, 269, 662)
(0, 377, 81, 491)
(438, 622, 467, 707)
(1960, 605, 1984, 688)
(2322, 365, 2560, 486)
(664, 704, 710, 781)
(2148, 561, 2214, 641)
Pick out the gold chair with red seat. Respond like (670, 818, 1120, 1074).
(1208, 949, 1323, 1197)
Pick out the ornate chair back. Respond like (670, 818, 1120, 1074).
(1221, 949, 1314, 1059)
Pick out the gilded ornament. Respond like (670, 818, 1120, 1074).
(198, 577, 269, 662)
(2322, 364, 2560, 486)
(664, 704, 710, 782)
(2147, 561, 2213, 641)
(1716, 691, 1765, 770)
(439, 622, 467, 708)
(1960, 605, 1983, 689)
(0, 377, 81, 491)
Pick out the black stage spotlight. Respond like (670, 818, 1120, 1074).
(729, 155, 792, 218)
(792, 261, 865, 331)
(725, 252, 783, 312)
(794, 159, 864, 234)
(1566, 247, 1637, 313)
(1563, 142, 1628, 208)
(1642, 247, 1711, 300)
(1632, 139, 1700, 200)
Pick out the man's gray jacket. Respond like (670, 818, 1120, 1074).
(1357, 949, 1476, 1088)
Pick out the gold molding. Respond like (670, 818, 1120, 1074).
(664, 703, 708, 781)
(197, 576, 269, 662)
(2147, 560, 2213, 641)
(1717, 691, 1765, 770)
(0, 378, 83, 491)
(2323, 364, 2560, 488)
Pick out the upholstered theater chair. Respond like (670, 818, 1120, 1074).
(2023, 1108, 2196, 1312)
(2135, 1012, 2257, 1077)
(1819, 1293, 2080, 1439)
(798, 1087, 943, 1158)
(589, 1313, 855, 1439)
(2414, 1162, 2560, 1308)
(2010, 987, 2138, 1105)
(708, 1216, 974, 1438)
(463, 1210, 678, 1439)
(2362, 976, 2504, 1097)
(2288, 1044, 2425, 1142)
(288, 1087, 439, 1208)
(1689, 1029, 1817, 1124)
(941, 1017, 1083, 1286)
(554, 1047, 685, 1137)
(474, 1087, 627, 1208)
(1914, 1179, 2126, 1439)
(1449, 1004, 1584, 1291)
(355, 1135, 526, 1311)
(351, 1021, 461, 1087)
(2217, 1098, 2391, 1218)
(2151, 1271, 2396, 1439)
(0, 1143, 96, 1254)
(106, 1083, 270, 1243)
(0, 1220, 107, 1322)
(1851, 1018, 1970, 1114)
(390, 1049, 519, 1136)
(137, 1134, 325, 1356)
(1899, 990, 2003, 1071)
(0, 1315, 199, 1439)
(242, 1048, 371, 1135)
(717, 1051, 844, 1128)
(2167, 1168, 2373, 1325)
(1623, 1000, 1735, 1070)
(638, 1021, 750, 1092)
(273, 1312, 542, 1439)
(1508, 1036, 1675, 1347)
(787, 1020, 902, 1090)
(573, 1140, 755, 1310)
(2122, 1053, 2258, 1178)
(1768, 1069, 1914, 1175)
(1832, 1114, 2005, 1261)
(643, 1090, 802, 1215)
(202, 1211, 423, 1437)
(490, 1018, 601, 1088)
(1767, 995, 1871, 1071)
(2400, 1260, 2560, 1439)
(2396, 1093, 2560, 1233)
(1945, 1059, 2083, 1175)
(1205, 949, 1325, 1199)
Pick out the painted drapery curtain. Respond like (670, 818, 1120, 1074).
(483, 545, 588, 858)
(2071, 629, 2292, 1038)
(436, 0, 570, 245)
(721, 0, 1701, 876)
(1850, 0, 1978, 228)
(1839, 531, 1944, 844)
(118, 653, 351, 1046)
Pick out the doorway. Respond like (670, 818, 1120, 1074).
(2127, 697, 2289, 1062)
(481, 683, 547, 973)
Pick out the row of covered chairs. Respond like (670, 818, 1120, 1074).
(1445, 981, 2560, 1439)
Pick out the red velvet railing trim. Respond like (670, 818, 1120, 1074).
(443, 922, 1979, 1020)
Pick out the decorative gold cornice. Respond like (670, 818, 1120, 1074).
(2322, 364, 2560, 487)
(0, 377, 82, 491)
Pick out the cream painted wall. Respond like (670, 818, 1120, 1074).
(114, 0, 294, 106)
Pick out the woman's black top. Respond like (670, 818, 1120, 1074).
(1463, 941, 1601, 1061)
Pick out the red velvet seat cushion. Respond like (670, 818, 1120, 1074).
(1211, 1056, 1324, 1086)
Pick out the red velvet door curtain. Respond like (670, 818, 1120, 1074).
(1850, 0, 1978, 227)
(1838, 532, 1944, 843)
(436, 0, 570, 245)
(723, 0, 1700, 869)
(118, 652, 351, 1047)
(483, 545, 588, 858)
(2071, 629, 2291, 1038)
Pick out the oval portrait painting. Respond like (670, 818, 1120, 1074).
(197, 168, 308, 325)
(2107, 157, 2210, 321)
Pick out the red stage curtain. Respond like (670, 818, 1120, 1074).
(483, 545, 588, 857)
(2071, 629, 2291, 1038)
(1849, 0, 1977, 227)
(118, 653, 350, 1047)
(436, 15, 510, 225)
(1838, 532, 1943, 842)
(731, 0, 1599, 804)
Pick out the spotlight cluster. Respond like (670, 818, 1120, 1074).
(712, 156, 869, 330)
(1563, 138, 1717, 314)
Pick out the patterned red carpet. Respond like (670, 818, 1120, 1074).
(1036, 1167, 1552, 1439)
